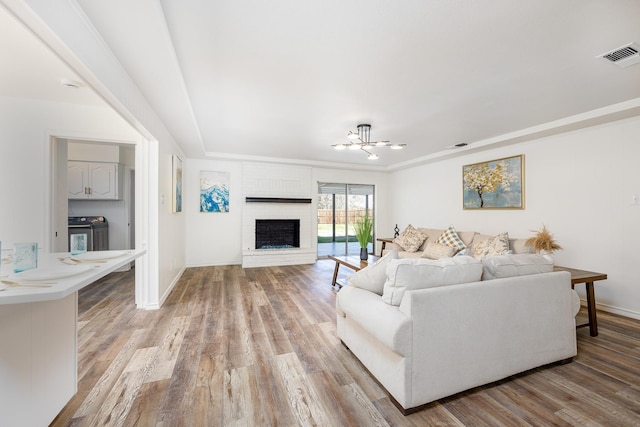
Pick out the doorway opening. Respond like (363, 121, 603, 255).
(52, 138, 136, 255)
(317, 183, 375, 257)
(50, 136, 151, 308)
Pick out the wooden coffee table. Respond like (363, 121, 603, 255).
(328, 254, 379, 288)
(554, 266, 607, 336)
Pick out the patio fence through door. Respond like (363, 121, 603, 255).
(317, 183, 375, 257)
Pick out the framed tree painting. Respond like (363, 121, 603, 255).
(172, 155, 183, 213)
(463, 154, 524, 209)
(200, 170, 230, 212)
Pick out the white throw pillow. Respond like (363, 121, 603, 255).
(482, 254, 553, 280)
(347, 250, 399, 295)
(382, 256, 483, 306)
(421, 241, 456, 260)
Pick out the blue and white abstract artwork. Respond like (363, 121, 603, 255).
(200, 171, 230, 213)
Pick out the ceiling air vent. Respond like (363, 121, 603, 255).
(598, 43, 640, 68)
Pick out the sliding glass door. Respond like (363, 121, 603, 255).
(317, 183, 374, 257)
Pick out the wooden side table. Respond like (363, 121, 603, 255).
(554, 266, 607, 337)
(328, 255, 379, 288)
(377, 237, 394, 254)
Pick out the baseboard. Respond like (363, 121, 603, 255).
(594, 301, 640, 320)
(155, 266, 186, 309)
(185, 261, 242, 268)
(576, 297, 640, 320)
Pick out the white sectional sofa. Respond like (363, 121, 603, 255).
(336, 227, 580, 414)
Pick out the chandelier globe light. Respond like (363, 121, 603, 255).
(332, 124, 406, 160)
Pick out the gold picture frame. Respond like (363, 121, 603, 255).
(463, 154, 524, 209)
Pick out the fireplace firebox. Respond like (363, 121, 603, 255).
(255, 219, 300, 249)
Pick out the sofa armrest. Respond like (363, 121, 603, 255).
(337, 285, 411, 355)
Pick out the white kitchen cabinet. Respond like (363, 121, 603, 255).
(68, 161, 122, 200)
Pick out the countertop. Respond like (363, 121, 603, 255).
(0, 249, 146, 305)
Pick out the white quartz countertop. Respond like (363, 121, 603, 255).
(0, 249, 146, 305)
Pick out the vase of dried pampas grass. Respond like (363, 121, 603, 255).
(525, 225, 562, 257)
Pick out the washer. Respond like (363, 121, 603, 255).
(68, 216, 109, 251)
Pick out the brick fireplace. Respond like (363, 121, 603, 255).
(242, 163, 316, 268)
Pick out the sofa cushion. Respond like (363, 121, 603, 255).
(382, 256, 483, 305)
(393, 224, 428, 253)
(347, 250, 399, 295)
(396, 251, 424, 259)
(421, 241, 456, 260)
(435, 225, 467, 252)
(471, 232, 511, 259)
(482, 254, 553, 280)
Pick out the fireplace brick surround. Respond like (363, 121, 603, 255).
(242, 163, 316, 268)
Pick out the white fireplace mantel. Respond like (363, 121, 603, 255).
(242, 163, 316, 268)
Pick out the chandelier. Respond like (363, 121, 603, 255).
(332, 124, 406, 160)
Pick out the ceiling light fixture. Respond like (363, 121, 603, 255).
(332, 124, 406, 160)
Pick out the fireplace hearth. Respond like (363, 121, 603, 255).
(255, 219, 300, 249)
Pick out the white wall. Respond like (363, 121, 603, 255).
(0, 96, 139, 250)
(389, 115, 640, 319)
(184, 159, 390, 266)
(68, 142, 120, 162)
(156, 143, 187, 304)
(184, 159, 243, 266)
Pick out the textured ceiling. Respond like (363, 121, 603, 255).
(3, 1, 640, 168)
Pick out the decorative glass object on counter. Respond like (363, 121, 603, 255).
(13, 242, 38, 273)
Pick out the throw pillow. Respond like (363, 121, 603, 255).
(435, 225, 467, 252)
(393, 224, 428, 253)
(510, 238, 534, 254)
(421, 241, 456, 260)
(482, 253, 553, 280)
(381, 256, 483, 306)
(455, 247, 473, 257)
(472, 232, 510, 259)
(347, 250, 399, 295)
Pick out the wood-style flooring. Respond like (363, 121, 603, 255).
(51, 261, 640, 426)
